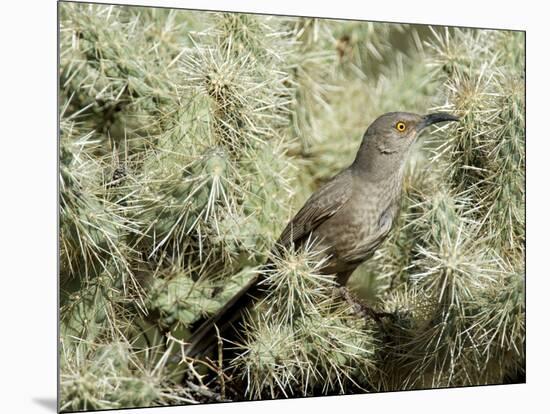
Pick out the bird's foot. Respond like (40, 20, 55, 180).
(338, 287, 395, 323)
(362, 306, 396, 323)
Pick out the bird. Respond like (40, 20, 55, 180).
(185, 111, 459, 359)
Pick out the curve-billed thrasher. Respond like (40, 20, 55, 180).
(186, 111, 459, 358)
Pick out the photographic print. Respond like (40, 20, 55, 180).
(58, 1, 525, 411)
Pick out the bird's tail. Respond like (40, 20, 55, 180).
(184, 273, 266, 359)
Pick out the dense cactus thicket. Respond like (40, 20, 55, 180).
(59, 3, 525, 411)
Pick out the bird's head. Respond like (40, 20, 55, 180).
(366, 111, 459, 153)
(354, 111, 459, 178)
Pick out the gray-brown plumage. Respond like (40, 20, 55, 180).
(185, 111, 459, 359)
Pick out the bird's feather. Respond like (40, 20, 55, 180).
(277, 169, 353, 248)
(185, 170, 353, 358)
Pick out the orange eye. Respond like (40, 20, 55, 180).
(396, 121, 406, 132)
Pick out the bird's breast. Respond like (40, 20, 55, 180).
(313, 178, 401, 271)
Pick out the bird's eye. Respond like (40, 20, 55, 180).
(395, 121, 407, 132)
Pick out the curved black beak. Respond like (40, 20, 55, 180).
(417, 112, 460, 132)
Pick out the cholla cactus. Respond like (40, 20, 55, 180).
(426, 28, 525, 258)
(366, 28, 525, 390)
(59, 338, 201, 411)
(329, 20, 406, 77)
(130, 12, 295, 267)
(233, 241, 376, 399)
(59, 3, 525, 410)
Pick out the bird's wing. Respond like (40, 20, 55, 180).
(186, 170, 353, 359)
(277, 169, 353, 248)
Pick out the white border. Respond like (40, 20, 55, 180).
(1, 1, 546, 413)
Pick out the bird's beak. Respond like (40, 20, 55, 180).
(417, 112, 460, 132)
